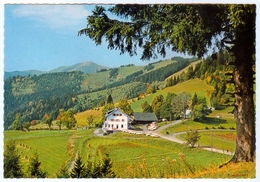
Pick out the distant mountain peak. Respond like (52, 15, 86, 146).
(4, 61, 110, 79)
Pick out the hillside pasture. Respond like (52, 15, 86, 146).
(131, 79, 213, 112)
(75, 109, 102, 127)
(4, 129, 232, 178)
(4, 130, 76, 177)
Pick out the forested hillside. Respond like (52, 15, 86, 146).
(5, 55, 232, 130)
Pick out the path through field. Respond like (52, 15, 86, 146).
(148, 120, 234, 155)
(95, 120, 234, 156)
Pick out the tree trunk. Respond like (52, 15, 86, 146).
(230, 46, 255, 162)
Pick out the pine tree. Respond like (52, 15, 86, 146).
(26, 151, 47, 178)
(4, 139, 24, 178)
(191, 93, 198, 109)
(79, 4, 256, 162)
(70, 153, 87, 178)
(160, 92, 176, 120)
(141, 101, 153, 113)
(56, 164, 70, 178)
(12, 113, 21, 130)
(106, 94, 113, 104)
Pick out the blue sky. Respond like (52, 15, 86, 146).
(4, 4, 193, 72)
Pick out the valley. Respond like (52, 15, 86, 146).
(4, 53, 255, 178)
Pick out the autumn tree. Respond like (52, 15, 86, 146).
(151, 94, 164, 119)
(117, 98, 133, 115)
(79, 4, 256, 163)
(42, 113, 53, 130)
(57, 109, 77, 130)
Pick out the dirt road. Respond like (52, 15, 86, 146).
(144, 120, 234, 156)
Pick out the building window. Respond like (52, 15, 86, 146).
(116, 119, 120, 122)
(122, 119, 125, 122)
(108, 124, 110, 128)
(116, 124, 119, 129)
(111, 119, 114, 121)
(112, 124, 114, 128)
(121, 124, 124, 128)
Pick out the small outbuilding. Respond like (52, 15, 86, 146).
(133, 112, 158, 124)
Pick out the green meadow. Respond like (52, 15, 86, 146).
(131, 79, 213, 112)
(4, 129, 232, 178)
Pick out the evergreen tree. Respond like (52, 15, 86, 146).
(4, 139, 24, 178)
(106, 94, 113, 104)
(140, 101, 153, 113)
(23, 121, 31, 131)
(70, 153, 87, 178)
(160, 92, 176, 120)
(191, 93, 198, 109)
(12, 113, 21, 130)
(26, 151, 47, 178)
(56, 164, 70, 178)
(79, 4, 256, 162)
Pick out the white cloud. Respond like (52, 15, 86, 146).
(12, 4, 90, 29)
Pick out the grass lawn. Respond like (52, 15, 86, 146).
(176, 130, 236, 153)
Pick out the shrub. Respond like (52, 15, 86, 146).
(185, 130, 201, 147)
(218, 125, 225, 129)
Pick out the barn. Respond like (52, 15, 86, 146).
(132, 112, 158, 124)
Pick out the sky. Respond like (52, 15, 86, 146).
(3, 4, 194, 72)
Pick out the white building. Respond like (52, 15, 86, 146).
(102, 108, 132, 132)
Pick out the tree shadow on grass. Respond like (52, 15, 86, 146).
(194, 117, 227, 126)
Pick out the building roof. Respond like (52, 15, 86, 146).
(105, 108, 132, 120)
(133, 112, 158, 122)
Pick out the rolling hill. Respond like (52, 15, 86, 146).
(49, 61, 109, 74)
(3, 56, 200, 129)
(4, 61, 110, 79)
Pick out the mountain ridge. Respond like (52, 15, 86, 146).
(4, 61, 110, 79)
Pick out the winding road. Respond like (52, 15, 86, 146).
(94, 120, 234, 156)
(147, 120, 234, 155)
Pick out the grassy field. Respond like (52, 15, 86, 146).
(176, 130, 236, 153)
(4, 130, 75, 177)
(131, 79, 213, 112)
(75, 109, 103, 127)
(4, 129, 240, 178)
